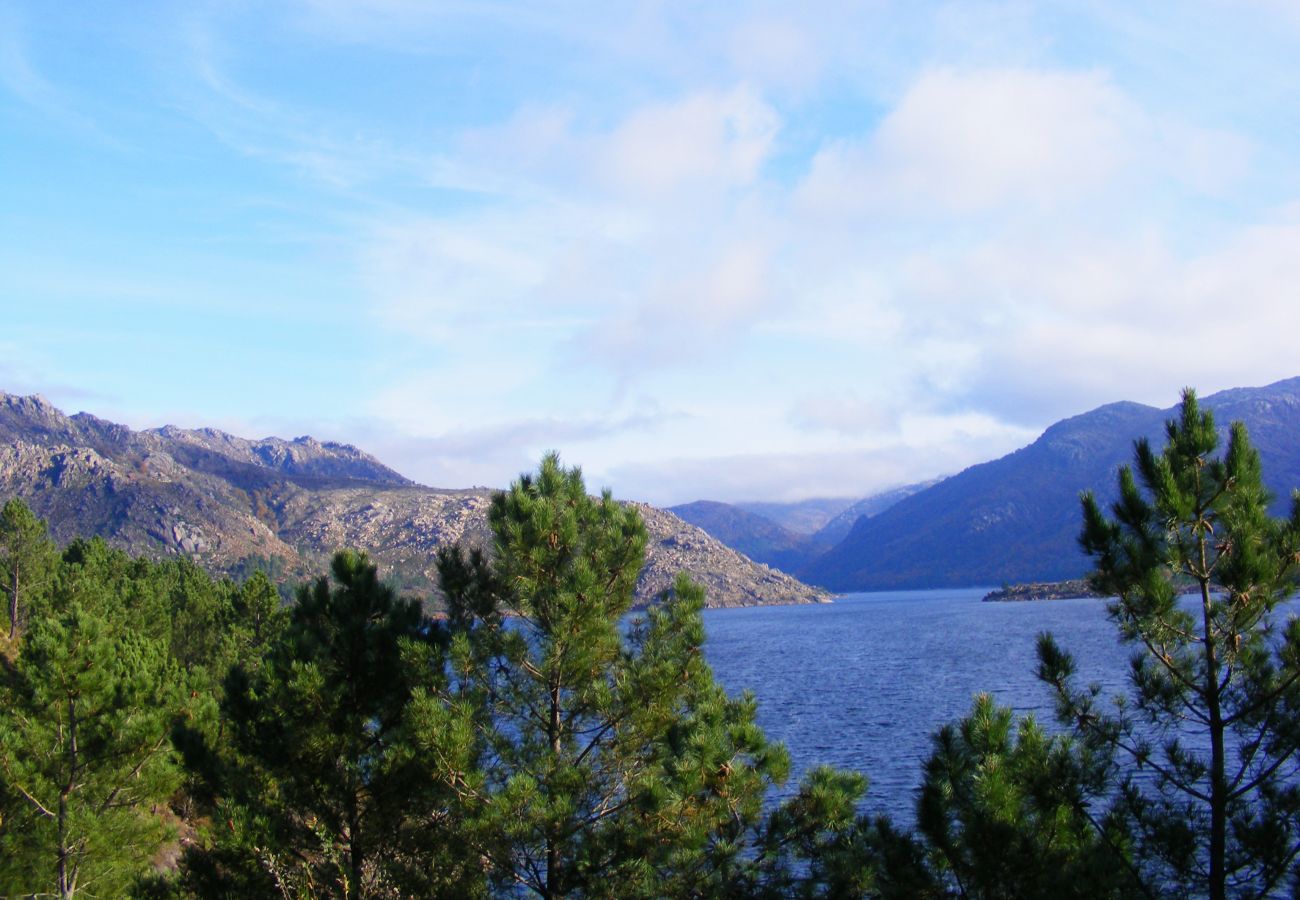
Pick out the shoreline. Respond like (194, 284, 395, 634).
(981, 579, 1103, 602)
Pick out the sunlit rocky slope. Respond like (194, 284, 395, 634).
(0, 393, 827, 608)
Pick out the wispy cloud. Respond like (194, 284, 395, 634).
(337, 408, 682, 489)
(604, 412, 1036, 506)
(168, 11, 427, 193)
(0, 9, 124, 148)
(0, 354, 116, 408)
(8, 1, 1300, 504)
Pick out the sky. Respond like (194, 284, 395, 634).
(4, 1, 1300, 506)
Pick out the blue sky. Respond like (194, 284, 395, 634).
(4, 1, 1300, 505)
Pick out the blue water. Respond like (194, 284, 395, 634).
(701, 589, 1134, 823)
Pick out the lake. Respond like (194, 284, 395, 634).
(701, 588, 1134, 823)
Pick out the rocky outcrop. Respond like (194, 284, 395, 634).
(667, 500, 828, 574)
(633, 503, 830, 607)
(981, 580, 1103, 602)
(0, 393, 828, 608)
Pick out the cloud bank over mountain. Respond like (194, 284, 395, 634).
(6, 2, 1300, 503)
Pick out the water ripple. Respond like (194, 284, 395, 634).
(702, 588, 1131, 823)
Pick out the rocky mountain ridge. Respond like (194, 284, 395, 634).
(0, 393, 827, 608)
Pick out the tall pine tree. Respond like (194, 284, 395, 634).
(865, 694, 1144, 899)
(428, 453, 867, 898)
(1039, 389, 1300, 898)
(0, 548, 186, 898)
(0, 497, 57, 640)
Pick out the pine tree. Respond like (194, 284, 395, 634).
(867, 694, 1143, 899)
(428, 453, 865, 898)
(1038, 389, 1300, 898)
(185, 549, 481, 899)
(0, 497, 57, 639)
(230, 569, 285, 656)
(0, 552, 186, 898)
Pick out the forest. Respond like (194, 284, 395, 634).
(3, 391, 1300, 899)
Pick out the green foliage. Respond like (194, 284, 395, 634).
(740, 764, 876, 898)
(0, 550, 189, 898)
(1040, 389, 1300, 898)
(232, 551, 289, 585)
(431, 453, 869, 898)
(184, 549, 481, 899)
(869, 694, 1141, 899)
(0, 497, 57, 639)
(0, 517, 302, 898)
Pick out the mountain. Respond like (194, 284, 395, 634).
(671, 483, 936, 574)
(0, 393, 827, 608)
(667, 500, 827, 573)
(810, 479, 942, 546)
(733, 497, 857, 534)
(802, 378, 1300, 591)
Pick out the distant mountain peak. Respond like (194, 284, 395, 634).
(2, 391, 71, 428)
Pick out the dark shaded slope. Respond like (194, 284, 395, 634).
(804, 378, 1300, 592)
(803, 401, 1165, 590)
(811, 479, 942, 546)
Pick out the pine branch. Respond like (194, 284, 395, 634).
(10, 779, 57, 819)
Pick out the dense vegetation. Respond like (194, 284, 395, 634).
(3, 394, 1300, 897)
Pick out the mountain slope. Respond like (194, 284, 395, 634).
(803, 378, 1300, 591)
(0, 393, 826, 608)
(733, 497, 857, 534)
(671, 483, 938, 574)
(811, 480, 942, 546)
(667, 500, 827, 572)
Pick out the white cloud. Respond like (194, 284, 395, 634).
(789, 391, 900, 436)
(339, 398, 686, 491)
(726, 18, 821, 93)
(895, 212, 1300, 422)
(798, 67, 1139, 217)
(595, 88, 780, 196)
(454, 87, 781, 202)
(361, 214, 564, 342)
(362, 87, 787, 380)
(349, 51, 1294, 502)
(574, 238, 780, 370)
(603, 412, 1035, 505)
(1154, 118, 1255, 196)
(29, 1, 1291, 506)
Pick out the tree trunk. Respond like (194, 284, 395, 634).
(58, 695, 78, 899)
(1199, 554, 1226, 900)
(8, 568, 18, 639)
(58, 788, 70, 899)
(347, 800, 363, 900)
(545, 679, 562, 900)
